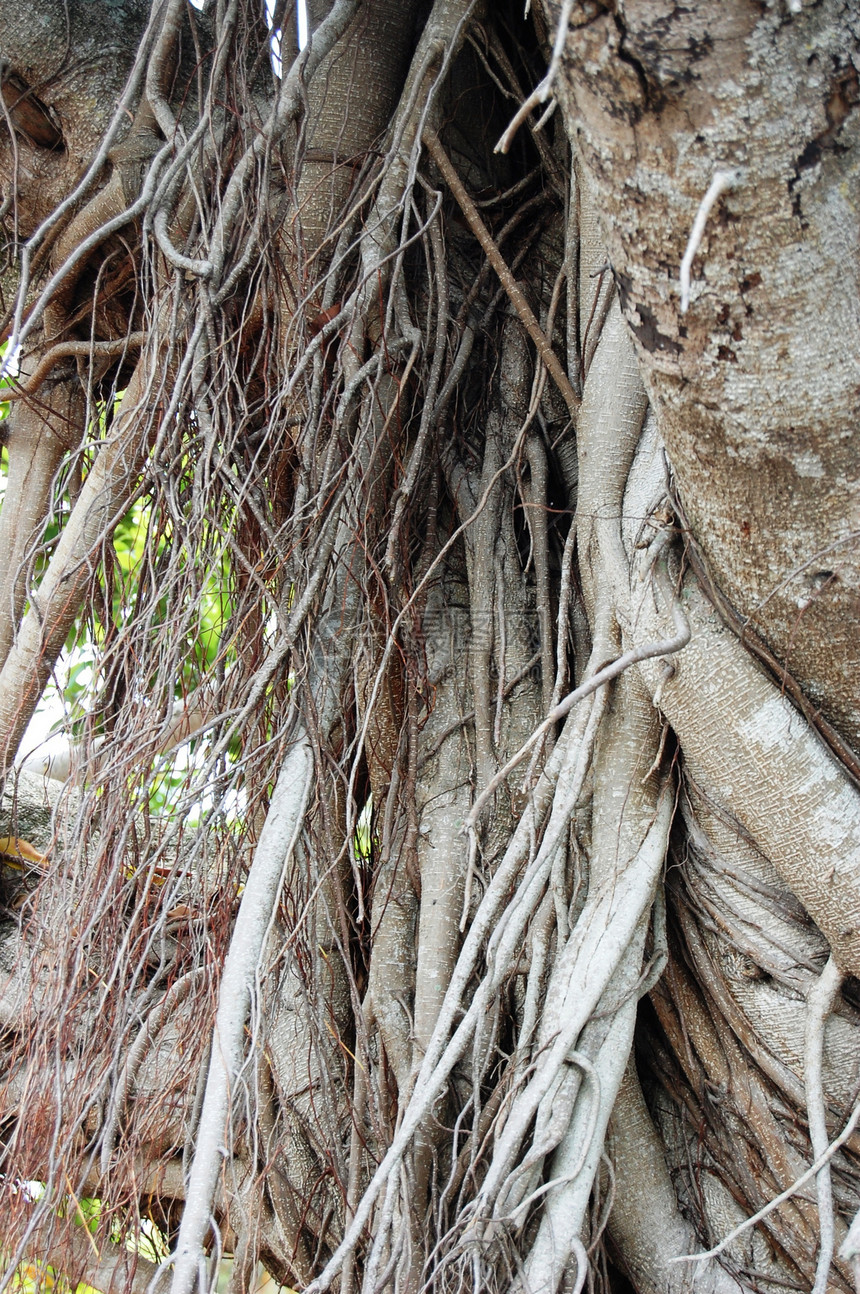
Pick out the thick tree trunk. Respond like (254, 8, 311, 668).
(550, 0, 860, 749)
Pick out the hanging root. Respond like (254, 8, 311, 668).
(805, 957, 845, 1294)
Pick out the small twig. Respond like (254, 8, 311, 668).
(423, 126, 579, 420)
(679, 168, 744, 313)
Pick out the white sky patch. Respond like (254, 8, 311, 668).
(185, 2, 306, 72)
(265, 0, 283, 77)
(265, 0, 307, 77)
(17, 646, 93, 780)
(0, 342, 20, 382)
(18, 657, 248, 823)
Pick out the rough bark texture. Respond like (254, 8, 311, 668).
(0, 0, 151, 240)
(553, 0, 860, 748)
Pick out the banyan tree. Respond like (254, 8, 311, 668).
(0, 2, 859, 1292)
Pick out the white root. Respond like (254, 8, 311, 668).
(623, 417, 860, 977)
(500, 1052, 601, 1227)
(410, 612, 472, 1069)
(494, 0, 575, 155)
(805, 955, 844, 1294)
(306, 676, 605, 1292)
(465, 283, 681, 1292)
(501, 667, 673, 1294)
(839, 1209, 860, 1272)
(165, 735, 312, 1294)
(619, 427, 860, 1281)
(630, 564, 860, 977)
(520, 1011, 637, 1294)
(482, 688, 604, 988)
(464, 602, 689, 831)
(679, 169, 745, 313)
(606, 1063, 745, 1294)
(475, 783, 674, 1220)
(100, 967, 208, 1176)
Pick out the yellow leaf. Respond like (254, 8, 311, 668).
(0, 837, 48, 870)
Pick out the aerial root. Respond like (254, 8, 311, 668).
(805, 956, 845, 1294)
(676, 1098, 860, 1269)
(166, 736, 312, 1294)
(604, 1063, 744, 1294)
(308, 661, 675, 1294)
(305, 685, 607, 1291)
(474, 785, 673, 1222)
(99, 965, 208, 1177)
